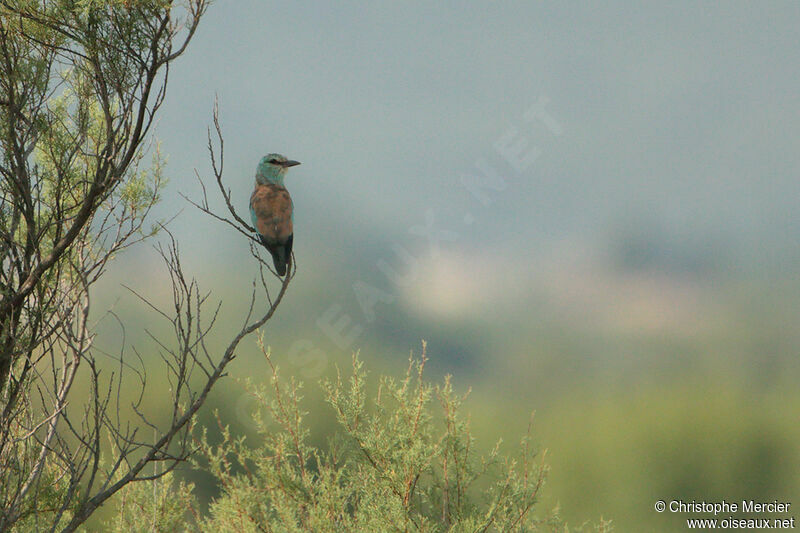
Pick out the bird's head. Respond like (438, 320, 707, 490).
(256, 153, 301, 185)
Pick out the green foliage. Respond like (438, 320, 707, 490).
(180, 341, 611, 532)
(105, 471, 195, 533)
(0, 411, 75, 531)
(1, 2, 207, 530)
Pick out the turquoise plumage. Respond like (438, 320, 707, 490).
(249, 153, 301, 276)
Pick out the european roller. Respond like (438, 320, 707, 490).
(249, 153, 301, 276)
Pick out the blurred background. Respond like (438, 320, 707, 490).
(93, 2, 799, 530)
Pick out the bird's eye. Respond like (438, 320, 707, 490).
(268, 159, 279, 164)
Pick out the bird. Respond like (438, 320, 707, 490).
(249, 153, 301, 276)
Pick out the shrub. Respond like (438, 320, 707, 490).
(184, 340, 611, 532)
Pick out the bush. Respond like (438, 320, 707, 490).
(106, 340, 610, 532)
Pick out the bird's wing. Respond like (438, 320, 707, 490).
(249, 183, 293, 243)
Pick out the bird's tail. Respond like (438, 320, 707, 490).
(270, 247, 287, 276)
(257, 234, 290, 276)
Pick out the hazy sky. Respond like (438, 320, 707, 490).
(151, 1, 800, 275)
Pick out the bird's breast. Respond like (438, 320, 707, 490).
(250, 183, 293, 242)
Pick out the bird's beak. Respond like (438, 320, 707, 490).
(281, 160, 301, 167)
